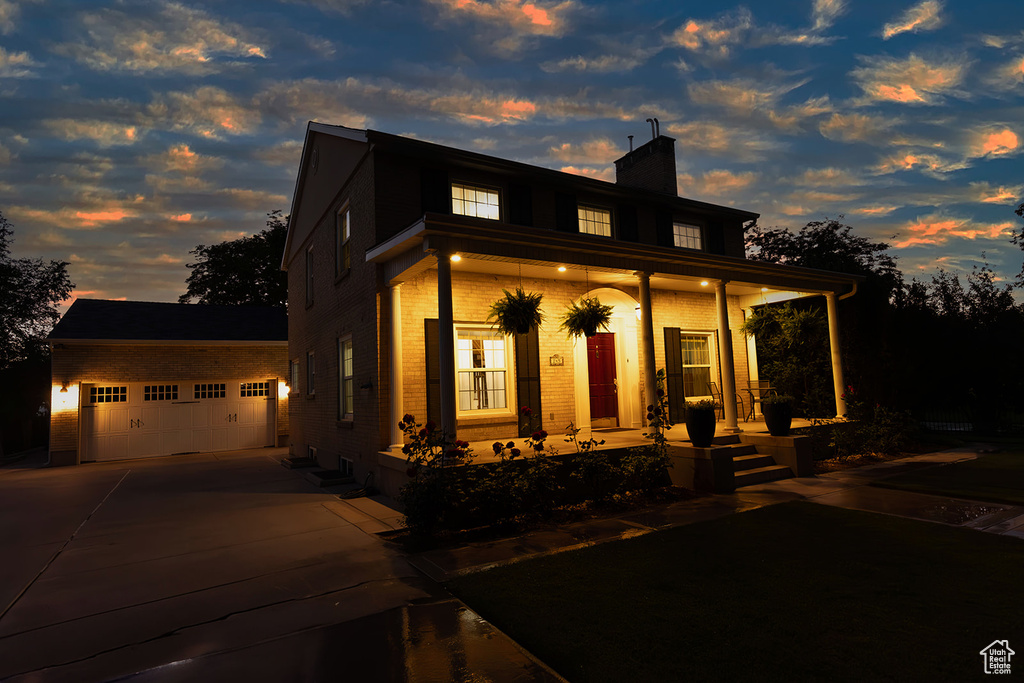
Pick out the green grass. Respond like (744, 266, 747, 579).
(872, 451, 1024, 506)
(448, 501, 1024, 682)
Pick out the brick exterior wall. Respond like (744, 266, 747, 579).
(49, 343, 289, 464)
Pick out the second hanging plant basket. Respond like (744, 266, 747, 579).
(560, 296, 614, 338)
(488, 287, 544, 335)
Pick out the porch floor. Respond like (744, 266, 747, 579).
(467, 417, 815, 463)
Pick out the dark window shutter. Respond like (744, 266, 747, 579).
(664, 327, 685, 423)
(618, 205, 638, 242)
(509, 183, 533, 226)
(555, 192, 577, 232)
(424, 319, 441, 424)
(655, 210, 674, 247)
(707, 220, 725, 254)
(515, 329, 542, 437)
(420, 168, 450, 215)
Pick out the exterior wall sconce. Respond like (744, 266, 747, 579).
(635, 304, 642, 321)
(60, 383, 68, 393)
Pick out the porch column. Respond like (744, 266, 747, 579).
(826, 292, 847, 417)
(742, 307, 760, 417)
(389, 282, 404, 448)
(635, 271, 657, 419)
(715, 280, 740, 433)
(436, 253, 457, 438)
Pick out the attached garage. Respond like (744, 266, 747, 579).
(48, 299, 289, 466)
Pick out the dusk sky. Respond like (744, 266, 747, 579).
(2, 0, 1022, 307)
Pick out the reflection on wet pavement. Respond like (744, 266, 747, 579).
(124, 599, 565, 682)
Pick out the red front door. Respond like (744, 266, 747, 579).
(587, 333, 618, 422)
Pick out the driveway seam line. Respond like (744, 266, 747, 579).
(0, 469, 131, 624)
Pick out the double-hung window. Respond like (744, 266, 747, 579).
(578, 205, 612, 237)
(451, 183, 500, 220)
(680, 334, 714, 398)
(673, 222, 703, 250)
(339, 337, 353, 419)
(456, 327, 511, 414)
(335, 207, 350, 276)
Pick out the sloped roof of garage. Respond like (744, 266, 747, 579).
(48, 299, 288, 343)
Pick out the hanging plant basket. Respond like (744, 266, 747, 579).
(488, 288, 544, 335)
(560, 296, 614, 338)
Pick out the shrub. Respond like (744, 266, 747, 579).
(396, 415, 474, 533)
(622, 369, 673, 494)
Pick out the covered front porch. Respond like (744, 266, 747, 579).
(370, 213, 860, 457)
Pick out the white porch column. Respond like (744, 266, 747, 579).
(635, 271, 657, 419)
(389, 282, 404, 448)
(436, 254, 457, 438)
(715, 280, 740, 433)
(826, 292, 847, 418)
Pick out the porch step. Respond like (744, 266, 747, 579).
(281, 456, 316, 469)
(732, 453, 776, 472)
(733, 465, 794, 488)
(711, 434, 741, 446)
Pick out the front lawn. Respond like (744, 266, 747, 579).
(448, 501, 1023, 682)
(872, 451, 1024, 506)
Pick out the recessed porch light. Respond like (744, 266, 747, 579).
(557, 266, 567, 272)
(761, 287, 769, 292)
(700, 280, 709, 287)
(450, 254, 462, 262)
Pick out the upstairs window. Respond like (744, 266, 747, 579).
(673, 222, 703, 250)
(578, 205, 612, 237)
(339, 337, 354, 419)
(335, 207, 350, 275)
(307, 351, 316, 395)
(452, 182, 500, 220)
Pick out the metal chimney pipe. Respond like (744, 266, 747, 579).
(646, 118, 655, 140)
(628, 135, 634, 152)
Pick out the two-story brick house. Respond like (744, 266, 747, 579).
(282, 123, 858, 494)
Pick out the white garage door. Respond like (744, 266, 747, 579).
(81, 380, 277, 462)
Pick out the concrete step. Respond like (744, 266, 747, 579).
(711, 434, 741, 445)
(305, 470, 357, 487)
(732, 453, 776, 472)
(281, 456, 316, 469)
(724, 444, 759, 458)
(733, 465, 793, 488)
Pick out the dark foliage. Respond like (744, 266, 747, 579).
(0, 211, 74, 370)
(179, 210, 288, 307)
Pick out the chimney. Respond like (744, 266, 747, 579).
(614, 135, 678, 195)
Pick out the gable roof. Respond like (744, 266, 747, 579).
(48, 299, 288, 344)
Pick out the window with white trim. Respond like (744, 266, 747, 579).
(194, 383, 226, 399)
(680, 334, 714, 398)
(673, 222, 703, 250)
(339, 337, 354, 419)
(307, 351, 316, 395)
(456, 327, 512, 414)
(451, 182, 500, 220)
(144, 385, 178, 401)
(578, 205, 612, 237)
(91, 386, 127, 403)
(240, 381, 270, 397)
(335, 207, 350, 275)
(290, 360, 299, 394)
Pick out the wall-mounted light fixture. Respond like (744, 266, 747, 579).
(60, 383, 68, 394)
(635, 304, 642, 321)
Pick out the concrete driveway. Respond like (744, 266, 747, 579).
(0, 450, 561, 682)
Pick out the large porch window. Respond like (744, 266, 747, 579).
(456, 327, 512, 414)
(680, 334, 714, 398)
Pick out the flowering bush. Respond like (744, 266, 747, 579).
(397, 415, 474, 533)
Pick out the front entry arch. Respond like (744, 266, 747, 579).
(571, 287, 642, 436)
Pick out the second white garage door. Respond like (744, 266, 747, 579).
(81, 379, 277, 462)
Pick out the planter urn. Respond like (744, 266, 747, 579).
(685, 407, 717, 448)
(762, 400, 793, 437)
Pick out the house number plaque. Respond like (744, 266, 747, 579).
(549, 354, 564, 366)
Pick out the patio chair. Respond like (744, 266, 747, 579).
(707, 382, 746, 421)
(746, 380, 777, 421)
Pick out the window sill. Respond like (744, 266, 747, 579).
(337, 418, 354, 430)
(457, 414, 517, 428)
(305, 393, 316, 400)
(334, 267, 351, 285)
